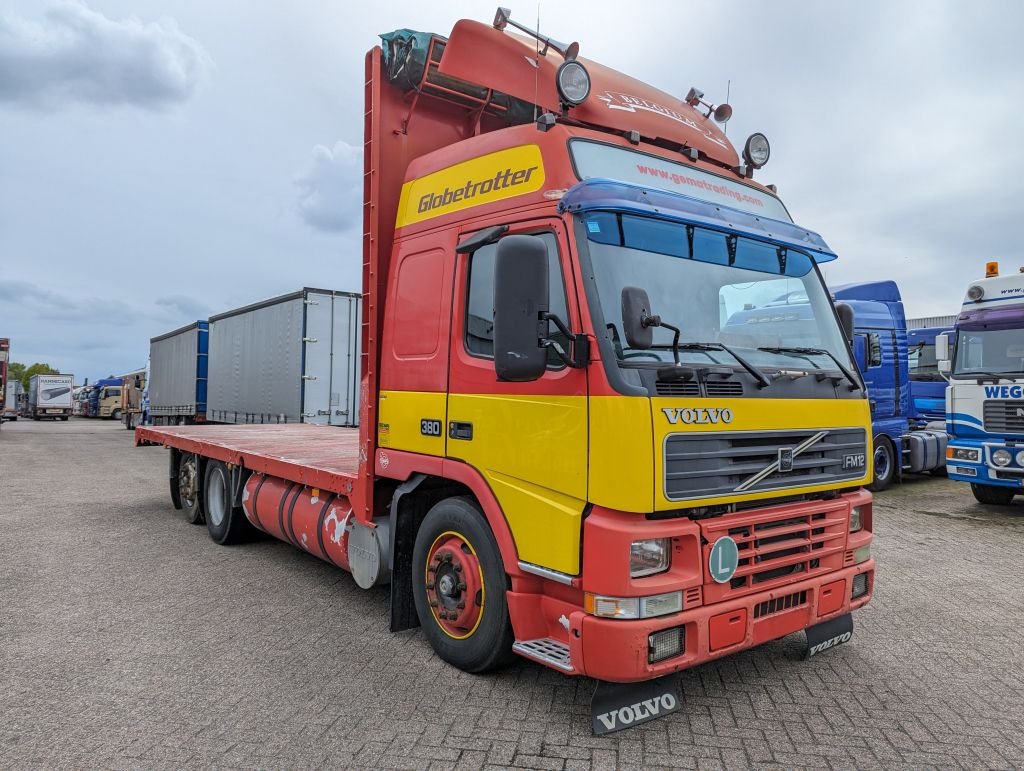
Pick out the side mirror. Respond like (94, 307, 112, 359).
(621, 286, 655, 349)
(936, 333, 952, 375)
(493, 235, 549, 382)
(835, 302, 855, 344)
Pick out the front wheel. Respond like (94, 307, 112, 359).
(412, 497, 514, 673)
(971, 483, 1016, 506)
(868, 436, 896, 492)
(111, 409, 121, 421)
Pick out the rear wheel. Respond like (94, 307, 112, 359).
(971, 483, 1016, 506)
(868, 436, 895, 492)
(204, 461, 249, 544)
(412, 497, 514, 673)
(178, 453, 204, 524)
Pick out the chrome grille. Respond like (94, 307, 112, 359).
(664, 428, 867, 501)
(983, 401, 1024, 434)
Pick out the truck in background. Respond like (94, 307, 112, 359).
(148, 322, 208, 426)
(134, 10, 875, 719)
(830, 282, 947, 490)
(27, 373, 74, 420)
(3, 379, 24, 421)
(206, 289, 360, 426)
(120, 367, 147, 430)
(939, 261, 1024, 504)
(907, 325, 953, 428)
(0, 338, 8, 428)
(92, 378, 123, 420)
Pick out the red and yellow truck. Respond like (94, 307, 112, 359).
(137, 10, 874, 725)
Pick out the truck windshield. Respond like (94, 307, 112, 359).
(953, 327, 1024, 378)
(582, 212, 853, 372)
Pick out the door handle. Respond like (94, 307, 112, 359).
(449, 421, 473, 440)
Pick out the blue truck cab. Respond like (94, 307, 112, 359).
(830, 281, 947, 490)
(907, 326, 952, 428)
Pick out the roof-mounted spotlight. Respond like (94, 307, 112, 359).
(556, 60, 590, 107)
(967, 285, 985, 302)
(742, 133, 770, 168)
(493, 7, 579, 60)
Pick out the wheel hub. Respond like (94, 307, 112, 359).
(424, 533, 484, 639)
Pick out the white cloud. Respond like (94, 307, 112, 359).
(0, 1, 209, 110)
(294, 140, 362, 233)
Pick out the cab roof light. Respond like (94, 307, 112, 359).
(986, 261, 999, 277)
(743, 133, 771, 169)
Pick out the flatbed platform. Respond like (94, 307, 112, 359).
(135, 423, 362, 494)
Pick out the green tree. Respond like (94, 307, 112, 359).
(15, 362, 59, 390)
(8, 362, 26, 389)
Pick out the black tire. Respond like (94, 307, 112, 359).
(971, 483, 1016, 506)
(868, 436, 896, 492)
(179, 453, 204, 524)
(203, 461, 249, 544)
(111, 409, 121, 421)
(412, 497, 515, 673)
(929, 464, 948, 478)
(60, 416, 69, 421)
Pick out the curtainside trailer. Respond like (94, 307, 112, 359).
(206, 288, 360, 426)
(137, 9, 875, 729)
(148, 322, 208, 425)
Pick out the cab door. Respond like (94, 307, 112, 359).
(447, 219, 588, 576)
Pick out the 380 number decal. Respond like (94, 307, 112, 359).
(420, 419, 443, 437)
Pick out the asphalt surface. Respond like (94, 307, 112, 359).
(2, 418, 1023, 769)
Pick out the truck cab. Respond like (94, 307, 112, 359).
(907, 326, 952, 428)
(940, 262, 1024, 505)
(94, 378, 123, 420)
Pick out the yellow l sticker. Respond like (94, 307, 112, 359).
(395, 145, 545, 228)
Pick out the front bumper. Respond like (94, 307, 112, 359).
(571, 560, 873, 682)
(947, 441, 1024, 490)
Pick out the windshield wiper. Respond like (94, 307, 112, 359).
(758, 346, 862, 391)
(957, 370, 1024, 382)
(670, 342, 772, 389)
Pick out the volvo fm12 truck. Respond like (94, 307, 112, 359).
(940, 261, 1024, 504)
(135, 10, 875, 728)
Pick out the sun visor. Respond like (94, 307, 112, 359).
(559, 179, 838, 263)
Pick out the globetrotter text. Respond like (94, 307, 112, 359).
(417, 165, 539, 214)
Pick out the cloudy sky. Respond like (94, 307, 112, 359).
(1, 0, 1020, 381)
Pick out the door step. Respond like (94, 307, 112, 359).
(513, 638, 574, 672)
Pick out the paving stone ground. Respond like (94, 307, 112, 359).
(2, 418, 1023, 769)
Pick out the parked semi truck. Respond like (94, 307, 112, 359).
(3, 379, 23, 422)
(940, 261, 1024, 504)
(148, 322, 208, 425)
(206, 289, 360, 426)
(120, 367, 147, 429)
(92, 378, 123, 420)
(28, 373, 74, 420)
(907, 325, 952, 427)
(136, 10, 874, 720)
(831, 282, 947, 489)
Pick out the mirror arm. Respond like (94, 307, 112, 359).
(541, 312, 591, 369)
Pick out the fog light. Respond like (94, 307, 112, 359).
(992, 449, 1012, 467)
(630, 538, 670, 577)
(853, 545, 871, 564)
(1016, 450, 1024, 467)
(648, 626, 685, 663)
(849, 506, 864, 533)
(851, 572, 869, 599)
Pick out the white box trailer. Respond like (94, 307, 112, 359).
(207, 288, 361, 426)
(28, 373, 74, 420)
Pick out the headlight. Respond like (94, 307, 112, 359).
(556, 60, 591, 106)
(585, 591, 683, 619)
(849, 506, 864, 533)
(992, 449, 1012, 467)
(949, 447, 980, 462)
(742, 133, 771, 168)
(1016, 450, 1024, 466)
(630, 538, 670, 577)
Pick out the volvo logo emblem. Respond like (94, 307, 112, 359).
(662, 407, 733, 425)
(735, 431, 829, 492)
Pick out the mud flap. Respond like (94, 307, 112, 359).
(804, 612, 853, 659)
(591, 675, 682, 735)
